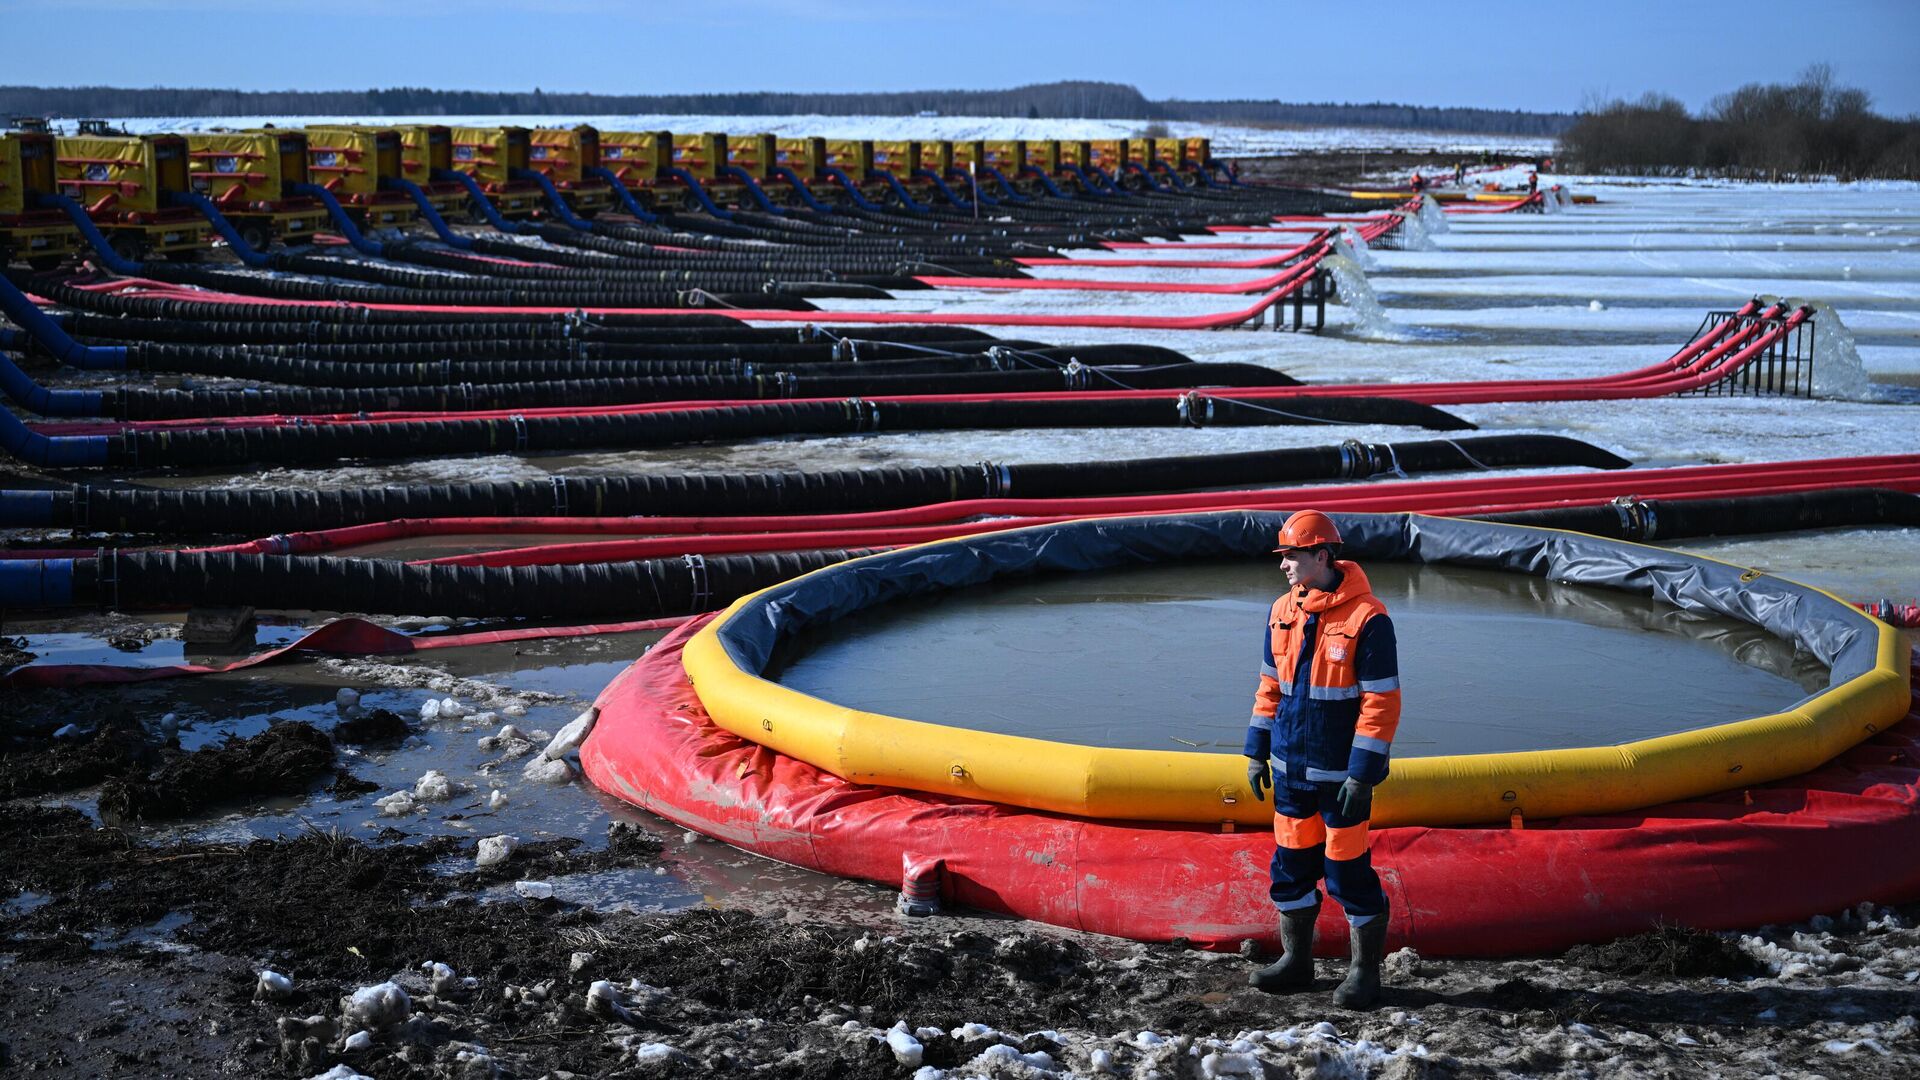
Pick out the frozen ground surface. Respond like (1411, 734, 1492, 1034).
(6, 173, 1920, 1077)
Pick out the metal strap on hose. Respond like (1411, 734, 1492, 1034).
(977, 460, 1012, 497)
(1177, 391, 1213, 427)
(684, 553, 711, 613)
(772, 370, 798, 398)
(550, 476, 569, 517)
(1609, 495, 1658, 541)
(72, 483, 91, 530)
(510, 414, 529, 452)
(94, 547, 119, 612)
(1062, 358, 1088, 391)
(844, 397, 880, 433)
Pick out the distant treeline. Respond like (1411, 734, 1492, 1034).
(0, 80, 1572, 137)
(1559, 67, 1920, 179)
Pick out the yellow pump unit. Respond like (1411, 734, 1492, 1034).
(725, 134, 777, 180)
(668, 132, 726, 181)
(448, 126, 538, 218)
(0, 130, 82, 268)
(598, 130, 668, 193)
(187, 131, 320, 248)
(53, 132, 207, 258)
(528, 125, 613, 216)
(302, 126, 417, 229)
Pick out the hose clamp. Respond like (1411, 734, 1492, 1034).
(1177, 391, 1213, 427)
(509, 414, 529, 452)
(1608, 495, 1655, 541)
(72, 483, 91, 531)
(773, 371, 798, 398)
(550, 476, 569, 517)
(1063, 358, 1088, 391)
(264, 534, 292, 556)
(683, 553, 712, 613)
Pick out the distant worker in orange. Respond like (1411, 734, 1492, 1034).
(1527, 171, 1539, 195)
(1409, 171, 1426, 194)
(1244, 510, 1401, 1010)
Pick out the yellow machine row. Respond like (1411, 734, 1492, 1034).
(3, 120, 1221, 266)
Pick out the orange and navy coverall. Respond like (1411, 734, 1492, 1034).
(1242, 560, 1400, 924)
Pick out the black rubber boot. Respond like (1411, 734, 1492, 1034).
(1332, 909, 1390, 1010)
(1248, 902, 1319, 994)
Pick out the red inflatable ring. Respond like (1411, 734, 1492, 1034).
(582, 619, 1920, 956)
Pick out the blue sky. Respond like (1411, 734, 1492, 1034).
(5, 0, 1917, 116)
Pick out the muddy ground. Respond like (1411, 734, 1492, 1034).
(4, 711, 1920, 1080)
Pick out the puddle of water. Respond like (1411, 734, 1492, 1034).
(89, 910, 194, 952)
(772, 560, 1828, 756)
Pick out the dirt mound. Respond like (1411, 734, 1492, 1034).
(0, 710, 163, 798)
(1563, 924, 1764, 979)
(331, 707, 410, 744)
(97, 720, 335, 824)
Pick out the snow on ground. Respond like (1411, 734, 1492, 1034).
(99, 113, 1557, 157)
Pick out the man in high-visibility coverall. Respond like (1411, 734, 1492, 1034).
(1243, 510, 1400, 1009)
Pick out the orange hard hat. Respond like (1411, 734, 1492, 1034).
(1273, 509, 1342, 552)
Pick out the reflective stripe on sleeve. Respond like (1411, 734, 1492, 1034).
(1307, 684, 1359, 701)
(1358, 676, 1400, 693)
(1352, 734, 1390, 754)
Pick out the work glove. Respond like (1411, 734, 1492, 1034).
(1246, 757, 1270, 803)
(1336, 776, 1372, 820)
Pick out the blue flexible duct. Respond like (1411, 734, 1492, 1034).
(286, 182, 386, 255)
(432, 169, 531, 234)
(946, 168, 997, 207)
(821, 167, 885, 212)
(510, 168, 595, 231)
(0, 406, 109, 467)
(36, 193, 142, 275)
(0, 273, 128, 369)
(1021, 167, 1074, 200)
(1209, 159, 1242, 186)
(913, 169, 976, 210)
(1062, 164, 1116, 198)
(161, 191, 273, 267)
(0, 557, 76, 606)
(718, 166, 787, 216)
(771, 167, 839, 214)
(1124, 162, 1172, 193)
(1151, 161, 1190, 190)
(981, 166, 1030, 203)
(872, 171, 930, 214)
(1090, 167, 1129, 196)
(586, 166, 661, 223)
(382, 178, 473, 249)
(0, 349, 104, 416)
(664, 167, 735, 220)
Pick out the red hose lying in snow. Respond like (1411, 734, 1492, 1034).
(43, 300, 1797, 437)
(916, 247, 1326, 295)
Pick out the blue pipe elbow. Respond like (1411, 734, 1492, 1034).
(0, 273, 129, 370)
(587, 166, 660, 223)
(510, 168, 594, 231)
(1021, 167, 1074, 200)
(873, 171, 930, 213)
(0, 407, 111, 467)
(432, 169, 529, 234)
(0, 349, 106, 416)
(287, 182, 385, 255)
(982, 166, 1029, 203)
(163, 190, 273, 267)
(946, 168, 997, 207)
(36, 193, 142, 275)
(821, 168, 884, 212)
(382, 177, 473, 249)
(770, 167, 838, 214)
(665, 167, 734, 220)
(719, 166, 786, 216)
(913, 169, 976, 210)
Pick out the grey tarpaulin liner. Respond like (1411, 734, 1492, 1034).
(718, 512, 1876, 718)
